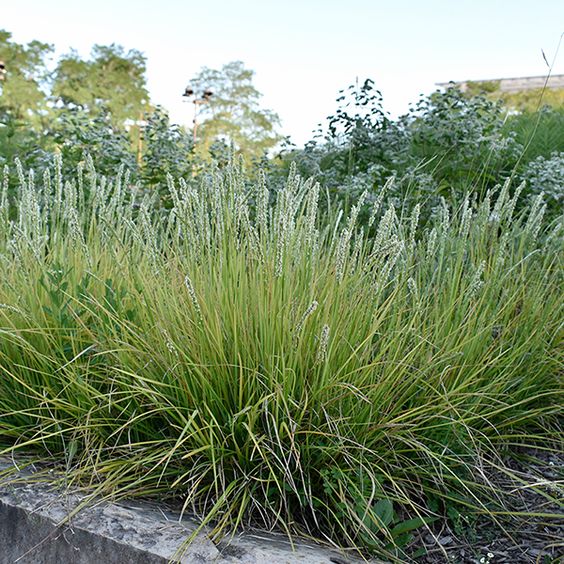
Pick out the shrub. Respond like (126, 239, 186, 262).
(50, 107, 138, 177)
(404, 86, 522, 192)
(519, 151, 564, 212)
(279, 84, 529, 226)
(503, 107, 564, 163)
(141, 106, 195, 192)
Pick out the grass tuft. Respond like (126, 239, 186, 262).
(0, 157, 562, 558)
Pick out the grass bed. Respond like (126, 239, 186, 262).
(0, 156, 562, 560)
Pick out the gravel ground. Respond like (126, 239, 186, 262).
(415, 448, 563, 564)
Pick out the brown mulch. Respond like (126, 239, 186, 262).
(414, 448, 563, 564)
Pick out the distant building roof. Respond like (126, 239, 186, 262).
(437, 74, 564, 93)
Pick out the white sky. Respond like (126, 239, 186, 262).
(2, 0, 563, 146)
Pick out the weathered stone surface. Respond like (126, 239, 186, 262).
(0, 460, 365, 563)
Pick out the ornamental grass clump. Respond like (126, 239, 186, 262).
(0, 155, 562, 559)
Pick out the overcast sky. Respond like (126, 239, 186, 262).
(3, 0, 563, 146)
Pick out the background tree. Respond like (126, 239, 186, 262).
(52, 44, 150, 126)
(187, 61, 281, 160)
(0, 30, 52, 124)
(0, 30, 52, 166)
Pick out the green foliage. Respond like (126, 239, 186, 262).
(499, 87, 564, 111)
(141, 106, 194, 190)
(188, 61, 282, 159)
(403, 86, 521, 190)
(463, 78, 564, 111)
(0, 31, 154, 175)
(306, 79, 407, 183)
(0, 26, 562, 558)
(0, 30, 52, 125)
(275, 80, 410, 219)
(0, 30, 53, 171)
(50, 107, 137, 176)
(326, 78, 390, 139)
(0, 159, 561, 558)
(0, 110, 45, 169)
(504, 106, 564, 162)
(519, 151, 564, 211)
(463, 80, 501, 96)
(321, 467, 436, 557)
(52, 44, 150, 126)
(279, 83, 528, 220)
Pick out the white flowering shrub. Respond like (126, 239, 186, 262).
(520, 151, 564, 210)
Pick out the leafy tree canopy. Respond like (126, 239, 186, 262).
(52, 44, 150, 125)
(187, 61, 281, 159)
(0, 29, 52, 125)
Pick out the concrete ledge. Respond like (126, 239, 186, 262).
(0, 460, 364, 563)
